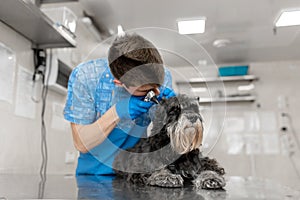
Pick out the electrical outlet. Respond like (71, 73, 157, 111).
(65, 151, 76, 164)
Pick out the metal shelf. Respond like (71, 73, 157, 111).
(199, 96, 256, 103)
(177, 75, 258, 84)
(0, 0, 76, 49)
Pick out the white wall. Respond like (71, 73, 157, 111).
(0, 3, 103, 174)
(172, 61, 300, 190)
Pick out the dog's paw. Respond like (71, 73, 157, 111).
(193, 170, 226, 190)
(147, 169, 184, 187)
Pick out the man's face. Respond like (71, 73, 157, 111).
(124, 84, 160, 97)
(113, 79, 160, 97)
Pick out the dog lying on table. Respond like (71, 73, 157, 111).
(113, 94, 225, 189)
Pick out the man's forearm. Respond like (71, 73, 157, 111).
(71, 105, 120, 153)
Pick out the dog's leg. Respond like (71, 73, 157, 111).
(193, 170, 226, 190)
(147, 168, 184, 187)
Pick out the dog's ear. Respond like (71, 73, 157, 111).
(151, 97, 181, 136)
(167, 98, 181, 116)
(161, 96, 181, 115)
(156, 100, 169, 123)
(162, 97, 181, 125)
(151, 102, 168, 136)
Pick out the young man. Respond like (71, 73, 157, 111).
(64, 33, 175, 175)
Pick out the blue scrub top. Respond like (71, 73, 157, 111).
(64, 58, 173, 175)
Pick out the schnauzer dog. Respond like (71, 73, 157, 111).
(113, 94, 226, 189)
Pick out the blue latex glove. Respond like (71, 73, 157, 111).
(116, 96, 154, 120)
(158, 87, 176, 101)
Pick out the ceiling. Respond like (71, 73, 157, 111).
(77, 0, 300, 66)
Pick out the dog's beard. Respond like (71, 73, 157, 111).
(167, 114, 203, 154)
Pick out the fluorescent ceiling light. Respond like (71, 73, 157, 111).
(275, 10, 300, 27)
(177, 19, 206, 34)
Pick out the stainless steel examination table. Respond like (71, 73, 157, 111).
(0, 174, 299, 199)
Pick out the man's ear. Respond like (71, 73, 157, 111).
(113, 79, 123, 86)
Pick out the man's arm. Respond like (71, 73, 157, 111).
(70, 89, 155, 153)
(70, 105, 120, 153)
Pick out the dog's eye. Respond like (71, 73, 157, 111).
(169, 110, 175, 115)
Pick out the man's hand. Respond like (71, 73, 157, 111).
(158, 87, 176, 100)
(116, 96, 154, 120)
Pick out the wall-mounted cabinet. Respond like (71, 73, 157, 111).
(0, 0, 76, 49)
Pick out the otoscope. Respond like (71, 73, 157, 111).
(144, 90, 160, 104)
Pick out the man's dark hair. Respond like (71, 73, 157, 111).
(108, 33, 165, 87)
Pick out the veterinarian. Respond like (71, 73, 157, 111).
(64, 33, 176, 175)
